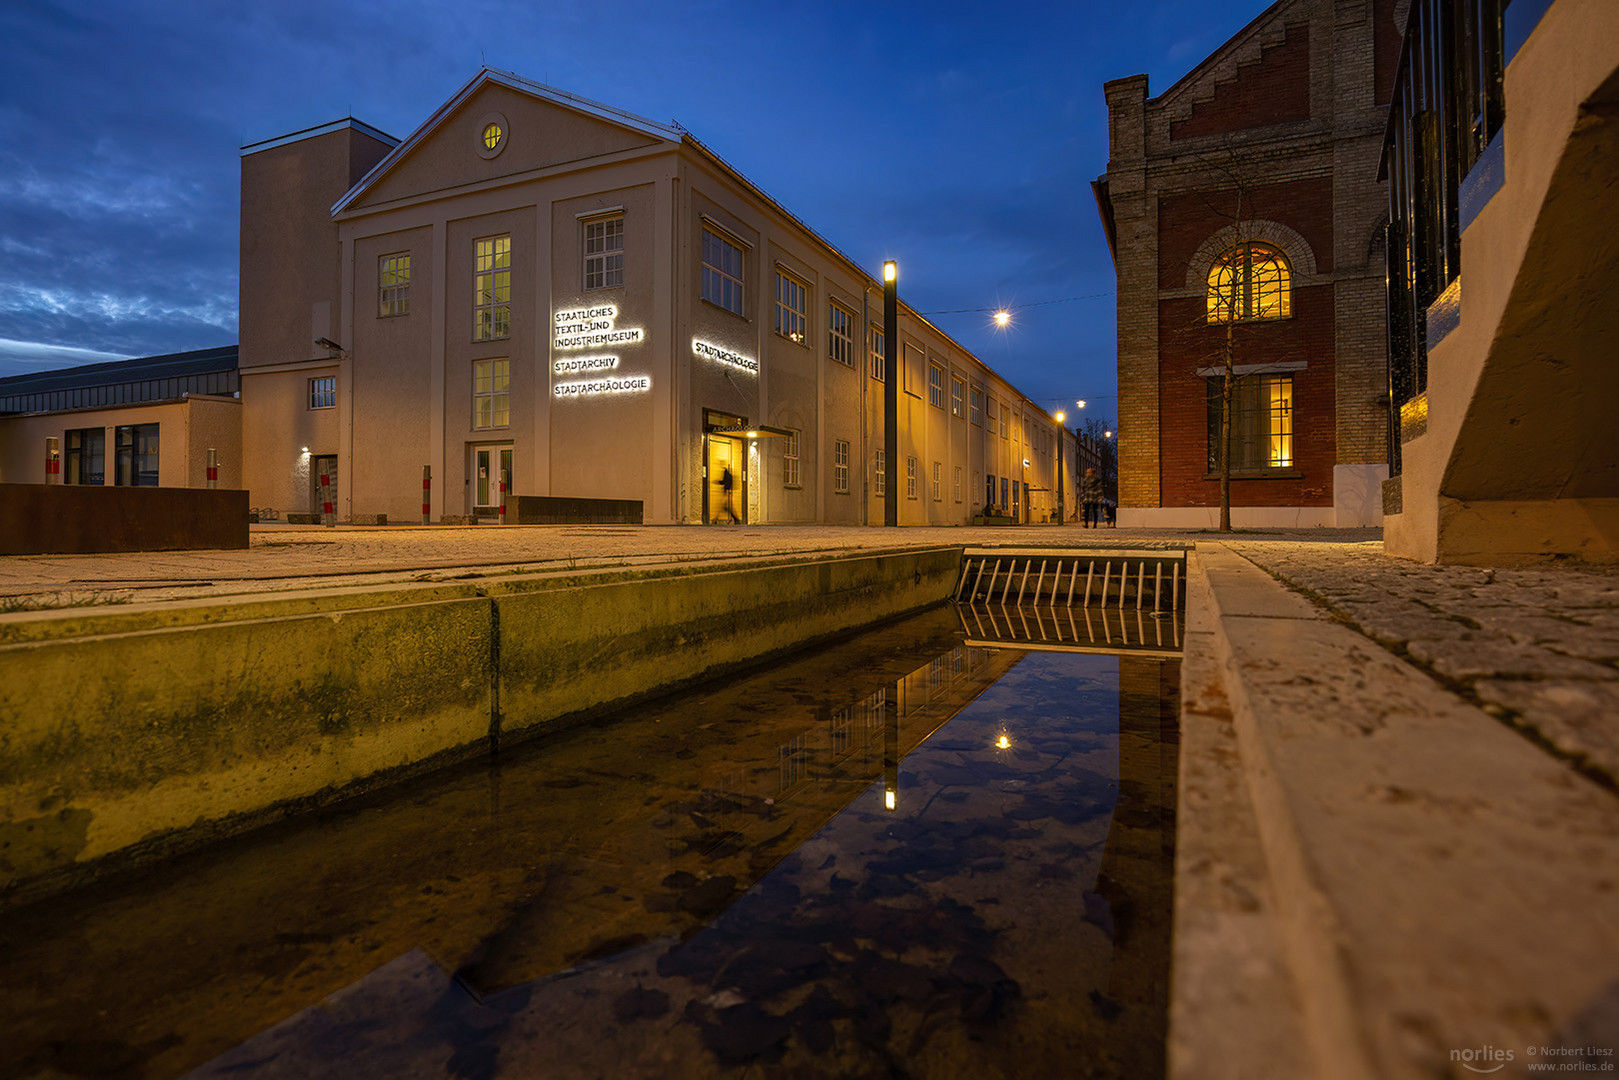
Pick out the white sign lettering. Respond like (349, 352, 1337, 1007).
(554, 304, 645, 350)
(554, 355, 619, 374)
(692, 338, 758, 374)
(554, 375, 651, 397)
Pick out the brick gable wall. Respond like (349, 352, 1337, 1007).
(1157, 176, 1335, 289)
(1170, 26, 1311, 141)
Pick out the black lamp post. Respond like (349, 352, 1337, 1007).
(883, 260, 898, 527)
(1055, 411, 1066, 525)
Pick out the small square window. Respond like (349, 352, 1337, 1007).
(309, 376, 336, 410)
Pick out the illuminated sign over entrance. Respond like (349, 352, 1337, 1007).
(692, 338, 758, 374)
(555, 305, 644, 350)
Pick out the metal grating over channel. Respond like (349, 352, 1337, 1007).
(953, 547, 1188, 612)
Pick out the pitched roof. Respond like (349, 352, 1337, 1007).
(0, 345, 238, 395)
(330, 67, 681, 216)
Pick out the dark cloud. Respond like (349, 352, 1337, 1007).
(0, 0, 1265, 398)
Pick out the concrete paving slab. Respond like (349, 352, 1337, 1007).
(1200, 544, 1619, 1080)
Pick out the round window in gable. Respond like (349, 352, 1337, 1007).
(477, 112, 509, 159)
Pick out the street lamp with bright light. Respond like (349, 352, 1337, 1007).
(993, 309, 1010, 327)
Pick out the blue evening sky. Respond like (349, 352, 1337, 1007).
(0, 0, 1266, 422)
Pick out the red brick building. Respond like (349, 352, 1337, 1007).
(1095, 0, 1403, 527)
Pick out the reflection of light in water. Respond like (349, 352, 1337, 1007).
(996, 734, 1011, 750)
(884, 788, 897, 811)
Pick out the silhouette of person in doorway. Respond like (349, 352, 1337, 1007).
(721, 464, 740, 523)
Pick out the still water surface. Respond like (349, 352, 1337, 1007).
(1, 605, 1179, 1079)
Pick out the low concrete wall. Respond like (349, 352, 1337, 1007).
(0, 547, 959, 905)
(0, 483, 249, 554)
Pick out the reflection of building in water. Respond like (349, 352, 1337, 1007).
(1093, 657, 1180, 1058)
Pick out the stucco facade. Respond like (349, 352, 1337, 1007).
(1096, 0, 1399, 528)
(241, 71, 1078, 526)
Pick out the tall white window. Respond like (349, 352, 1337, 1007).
(953, 465, 963, 503)
(775, 271, 807, 344)
(970, 385, 983, 425)
(584, 216, 623, 290)
(870, 329, 885, 381)
(474, 236, 511, 340)
(833, 439, 850, 493)
(702, 227, 744, 315)
(379, 253, 411, 317)
(1000, 404, 1010, 440)
(928, 362, 945, 409)
(473, 359, 510, 429)
(986, 395, 997, 434)
(783, 428, 801, 487)
(950, 375, 965, 417)
(931, 461, 941, 500)
(906, 456, 917, 499)
(874, 450, 886, 496)
(829, 303, 854, 366)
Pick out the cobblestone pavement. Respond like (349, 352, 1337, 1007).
(0, 523, 1378, 606)
(1228, 540, 1619, 787)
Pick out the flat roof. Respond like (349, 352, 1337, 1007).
(0, 345, 239, 396)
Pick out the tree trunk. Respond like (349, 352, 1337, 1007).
(1220, 320, 1233, 533)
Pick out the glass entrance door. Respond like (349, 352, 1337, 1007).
(705, 437, 741, 524)
(472, 445, 514, 515)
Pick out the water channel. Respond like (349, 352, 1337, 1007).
(1, 603, 1181, 1079)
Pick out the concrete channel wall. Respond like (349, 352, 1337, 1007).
(0, 546, 961, 906)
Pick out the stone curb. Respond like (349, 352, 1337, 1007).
(1186, 541, 1619, 1080)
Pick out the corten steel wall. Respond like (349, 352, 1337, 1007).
(0, 547, 960, 905)
(0, 485, 248, 554)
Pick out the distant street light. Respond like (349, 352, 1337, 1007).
(993, 309, 1010, 327)
(1076, 399, 1087, 408)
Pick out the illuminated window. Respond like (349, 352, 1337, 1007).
(970, 384, 983, 425)
(482, 122, 503, 151)
(775, 271, 807, 344)
(474, 236, 511, 340)
(828, 303, 854, 366)
(65, 428, 104, 485)
(379, 253, 411, 317)
(702, 227, 744, 315)
(114, 423, 158, 486)
(1207, 373, 1294, 470)
(309, 376, 336, 410)
(950, 375, 965, 417)
(869, 329, 885, 381)
(783, 428, 801, 487)
(906, 456, 917, 499)
(1000, 404, 1010, 440)
(1207, 242, 1291, 322)
(931, 461, 941, 500)
(583, 216, 623, 290)
(874, 450, 886, 496)
(834, 439, 849, 493)
(473, 359, 510, 429)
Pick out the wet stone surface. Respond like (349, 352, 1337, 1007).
(0, 605, 1178, 1079)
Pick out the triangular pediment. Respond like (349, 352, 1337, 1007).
(335, 70, 678, 214)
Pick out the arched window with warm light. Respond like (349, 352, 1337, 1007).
(1206, 242, 1291, 322)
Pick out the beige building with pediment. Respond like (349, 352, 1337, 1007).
(239, 69, 1077, 527)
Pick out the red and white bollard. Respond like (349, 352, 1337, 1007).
(206, 448, 219, 490)
(422, 465, 431, 525)
(320, 470, 335, 527)
(498, 469, 508, 526)
(45, 437, 60, 484)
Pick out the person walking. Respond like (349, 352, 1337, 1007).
(721, 464, 740, 524)
(1081, 467, 1104, 528)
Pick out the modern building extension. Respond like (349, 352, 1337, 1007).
(0, 346, 241, 490)
(1095, 0, 1401, 528)
(240, 69, 1078, 526)
(1381, 0, 1619, 562)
